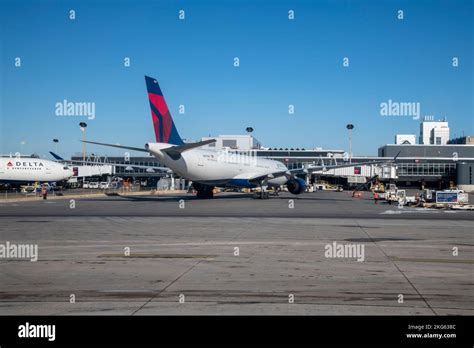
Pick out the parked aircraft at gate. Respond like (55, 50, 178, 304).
(84, 76, 392, 198)
(0, 157, 73, 184)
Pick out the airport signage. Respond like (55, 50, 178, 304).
(436, 192, 458, 204)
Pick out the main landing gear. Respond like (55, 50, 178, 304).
(193, 183, 215, 199)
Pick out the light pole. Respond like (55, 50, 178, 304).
(346, 124, 354, 163)
(246, 127, 254, 149)
(20, 140, 26, 156)
(53, 139, 59, 154)
(79, 122, 87, 161)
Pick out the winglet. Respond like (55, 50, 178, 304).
(49, 151, 64, 160)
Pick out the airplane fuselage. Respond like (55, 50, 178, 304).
(147, 143, 288, 188)
(0, 157, 73, 183)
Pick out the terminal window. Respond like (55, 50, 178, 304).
(223, 140, 237, 148)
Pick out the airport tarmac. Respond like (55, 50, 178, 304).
(0, 191, 472, 315)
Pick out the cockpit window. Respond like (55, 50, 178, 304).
(63, 166, 70, 170)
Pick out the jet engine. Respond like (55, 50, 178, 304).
(286, 177, 306, 195)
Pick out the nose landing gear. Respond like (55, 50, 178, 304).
(254, 191, 270, 199)
(253, 181, 270, 199)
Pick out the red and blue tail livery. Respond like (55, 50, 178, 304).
(145, 76, 184, 145)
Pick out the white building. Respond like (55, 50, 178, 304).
(419, 120, 450, 145)
(201, 135, 261, 150)
(395, 134, 417, 145)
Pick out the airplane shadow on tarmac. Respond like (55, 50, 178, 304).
(124, 194, 257, 202)
(84, 193, 257, 203)
(84, 193, 352, 203)
(276, 196, 350, 202)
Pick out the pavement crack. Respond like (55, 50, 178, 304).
(131, 259, 204, 315)
(354, 219, 438, 315)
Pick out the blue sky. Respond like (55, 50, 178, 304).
(1, 0, 472, 157)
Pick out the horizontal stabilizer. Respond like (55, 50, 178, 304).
(81, 140, 149, 153)
(162, 139, 216, 159)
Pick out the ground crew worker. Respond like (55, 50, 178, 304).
(373, 191, 379, 204)
(414, 193, 421, 206)
(41, 185, 47, 200)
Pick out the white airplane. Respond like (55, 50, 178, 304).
(48, 151, 171, 174)
(84, 76, 395, 199)
(0, 156, 73, 184)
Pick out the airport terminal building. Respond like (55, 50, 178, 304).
(72, 121, 474, 191)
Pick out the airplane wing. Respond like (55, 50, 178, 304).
(244, 161, 384, 183)
(246, 152, 401, 184)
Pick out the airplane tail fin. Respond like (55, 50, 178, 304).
(145, 76, 184, 145)
(49, 151, 64, 161)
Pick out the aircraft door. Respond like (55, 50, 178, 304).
(0, 159, 11, 180)
(45, 162, 52, 175)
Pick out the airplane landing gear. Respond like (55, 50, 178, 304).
(193, 183, 215, 199)
(196, 189, 214, 199)
(254, 191, 269, 199)
(253, 181, 270, 199)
